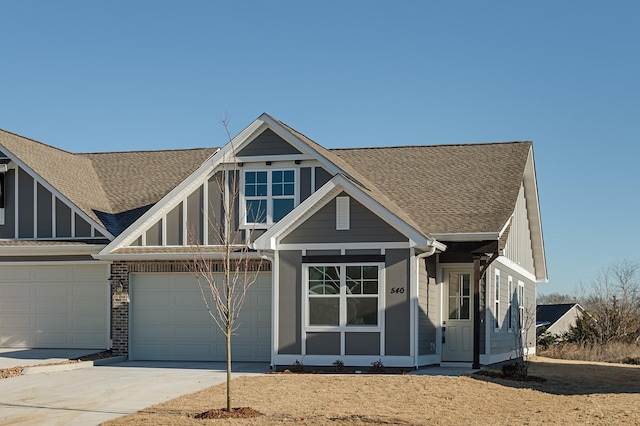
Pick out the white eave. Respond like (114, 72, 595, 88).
(429, 232, 500, 242)
(0, 243, 106, 256)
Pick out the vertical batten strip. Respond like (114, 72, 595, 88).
(33, 178, 38, 238)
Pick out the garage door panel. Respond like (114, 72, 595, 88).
(176, 277, 199, 289)
(36, 332, 68, 345)
(1, 300, 31, 312)
(0, 284, 31, 297)
(131, 273, 271, 361)
(0, 264, 108, 349)
(35, 267, 69, 281)
(0, 315, 32, 328)
(0, 268, 34, 282)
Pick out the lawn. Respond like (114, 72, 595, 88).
(102, 357, 640, 425)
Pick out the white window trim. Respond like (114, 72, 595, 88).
(494, 268, 500, 332)
(302, 262, 385, 356)
(239, 167, 299, 228)
(0, 207, 4, 226)
(518, 280, 525, 331)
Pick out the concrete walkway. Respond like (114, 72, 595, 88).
(0, 361, 269, 426)
(0, 348, 101, 369)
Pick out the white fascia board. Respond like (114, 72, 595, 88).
(98, 148, 223, 255)
(0, 144, 115, 240)
(523, 148, 548, 282)
(94, 250, 263, 262)
(499, 215, 513, 239)
(253, 174, 431, 250)
(0, 244, 106, 256)
(429, 232, 500, 242)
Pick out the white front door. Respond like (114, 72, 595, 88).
(442, 271, 473, 362)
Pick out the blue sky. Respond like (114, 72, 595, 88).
(1, 1, 638, 296)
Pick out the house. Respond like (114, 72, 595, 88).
(0, 113, 547, 368)
(536, 303, 584, 337)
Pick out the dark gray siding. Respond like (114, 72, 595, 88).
(146, 220, 162, 245)
(282, 195, 406, 244)
(237, 128, 301, 156)
(418, 255, 437, 355)
(300, 167, 311, 201)
(36, 183, 52, 238)
(207, 172, 224, 244)
(385, 249, 410, 356)
(18, 168, 34, 238)
(306, 332, 340, 355)
(346, 332, 380, 355)
(55, 199, 72, 237)
(165, 202, 183, 245)
(187, 186, 203, 244)
(278, 250, 302, 354)
(0, 170, 15, 238)
(75, 213, 92, 237)
(314, 167, 331, 190)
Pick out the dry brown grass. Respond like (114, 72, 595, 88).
(102, 357, 640, 426)
(538, 341, 640, 364)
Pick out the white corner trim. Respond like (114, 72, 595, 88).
(494, 256, 537, 283)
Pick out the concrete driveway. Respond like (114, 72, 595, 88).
(0, 360, 269, 425)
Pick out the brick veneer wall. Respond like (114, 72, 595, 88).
(109, 260, 269, 356)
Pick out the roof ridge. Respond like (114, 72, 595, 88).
(79, 147, 216, 155)
(330, 141, 532, 151)
(0, 128, 75, 155)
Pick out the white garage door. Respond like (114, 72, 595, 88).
(0, 264, 109, 348)
(130, 273, 271, 361)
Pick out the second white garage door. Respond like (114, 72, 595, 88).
(130, 273, 271, 361)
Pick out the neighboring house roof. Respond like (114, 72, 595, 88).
(537, 303, 584, 328)
(0, 128, 215, 236)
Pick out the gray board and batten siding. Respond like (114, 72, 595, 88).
(282, 194, 407, 245)
(418, 255, 438, 356)
(237, 128, 302, 157)
(0, 167, 97, 239)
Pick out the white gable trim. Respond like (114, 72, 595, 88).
(0, 146, 114, 239)
(523, 148, 548, 282)
(253, 174, 440, 251)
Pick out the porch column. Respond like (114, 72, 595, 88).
(473, 255, 481, 369)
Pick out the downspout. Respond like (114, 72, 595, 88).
(414, 245, 438, 369)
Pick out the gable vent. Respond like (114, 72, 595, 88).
(336, 196, 350, 230)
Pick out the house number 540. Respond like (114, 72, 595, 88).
(390, 287, 405, 294)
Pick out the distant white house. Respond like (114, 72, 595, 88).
(536, 303, 585, 336)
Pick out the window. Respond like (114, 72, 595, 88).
(518, 280, 525, 330)
(507, 276, 513, 331)
(307, 264, 381, 328)
(448, 273, 471, 320)
(243, 169, 295, 226)
(494, 269, 500, 331)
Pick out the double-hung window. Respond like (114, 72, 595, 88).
(243, 169, 296, 226)
(518, 280, 525, 330)
(307, 264, 381, 328)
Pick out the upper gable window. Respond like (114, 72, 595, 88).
(243, 169, 296, 226)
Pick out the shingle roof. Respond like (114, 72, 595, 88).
(331, 142, 532, 235)
(537, 303, 580, 326)
(0, 128, 216, 236)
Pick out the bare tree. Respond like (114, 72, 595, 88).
(187, 117, 263, 413)
(537, 292, 577, 305)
